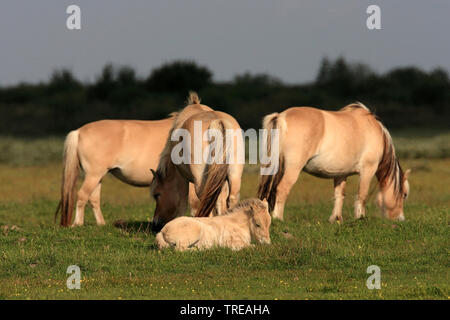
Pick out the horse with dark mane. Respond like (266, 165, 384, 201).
(150, 92, 244, 232)
(258, 102, 410, 223)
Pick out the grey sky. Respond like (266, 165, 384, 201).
(1, 0, 449, 86)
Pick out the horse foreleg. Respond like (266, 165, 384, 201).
(89, 182, 105, 226)
(355, 165, 377, 219)
(329, 177, 346, 223)
(73, 175, 103, 226)
(188, 183, 200, 216)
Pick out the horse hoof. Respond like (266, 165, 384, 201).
(71, 222, 83, 227)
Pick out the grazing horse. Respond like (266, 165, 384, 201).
(258, 102, 410, 223)
(155, 198, 271, 251)
(150, 92, 244, 232)
(55, 115, 200, 227)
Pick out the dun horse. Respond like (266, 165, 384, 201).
(55, 114, 199, 227)
(150, 92, 244, 232)
(258, 103, 410, 223)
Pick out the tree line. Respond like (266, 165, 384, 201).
(0, 58, 448, 136)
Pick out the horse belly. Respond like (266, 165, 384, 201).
(303, 153, 358, 179)
(109, 166, 152, 187)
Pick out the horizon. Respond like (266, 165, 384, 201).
(0, 57, 448, 88)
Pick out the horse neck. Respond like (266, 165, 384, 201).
(217, 212, 252, 242)
(164, 159, 189, 203)
(221, 211, 251, 228)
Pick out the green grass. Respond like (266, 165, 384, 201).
(0, 156, 449, 299)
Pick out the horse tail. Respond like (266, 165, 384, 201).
(375, 121, 404, 198)
(257, 112, 287, 212)
(196, 119, 229, 217)
(55, 130, 80, 226)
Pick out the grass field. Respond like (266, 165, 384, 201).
(0, 132, 449, 299)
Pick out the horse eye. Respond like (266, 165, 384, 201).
(255, 223, 261, 228)
(153, 193, 160, 200)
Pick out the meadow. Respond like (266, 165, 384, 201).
(0, 130, 448, 299)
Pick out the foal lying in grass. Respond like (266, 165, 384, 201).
(155, 198, 271, 251)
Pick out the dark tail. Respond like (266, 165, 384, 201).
(196, 119, 229, 217)
(257, 113, 286, 212)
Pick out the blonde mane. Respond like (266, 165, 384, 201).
(340, 101, 371, 112)
(155, 92, 202, 179)
(227, 198, 267, 215)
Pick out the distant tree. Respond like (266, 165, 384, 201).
(315, 57, 376, 97)
(88, 64, 117, 100)
(316, 57, 332, 85)
(88, 64, 146, 104)
(47, 69, 81, 93)
(117, 66, 137, 86)
(233, 72, 282, 87)
(383, 67, 450, 105)
(146, 60, 213, 93)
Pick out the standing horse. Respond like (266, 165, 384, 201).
(55, 114, 200, 227)
(150, 92, 244, 232)
(258, 102, 410, 223)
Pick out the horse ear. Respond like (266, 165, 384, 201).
(262, 198, 269, 209)
(404, 169, 411, 180)
(150, 169, 159, 181)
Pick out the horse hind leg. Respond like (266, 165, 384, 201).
(355, 165, 377, 219)
(329, 177, 346, 223)
(89, 182, 105, 226)
(214, 182, 229, 216)
(272, 164, 302, 221)
(72, 174, 103, 226)
(227, 164, 243, 210)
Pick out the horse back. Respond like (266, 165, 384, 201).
(281, 106, 383, 176)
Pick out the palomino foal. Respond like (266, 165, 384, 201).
(258, 103, 410, 223)
(155, 198, 271, 251)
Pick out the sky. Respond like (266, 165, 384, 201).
(1, 0, 449, 86)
